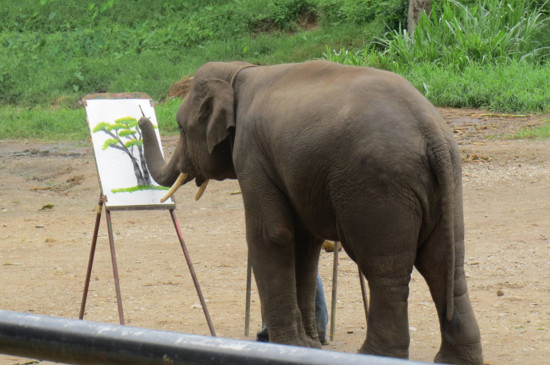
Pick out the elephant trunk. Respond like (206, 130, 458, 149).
(138, 117, 181, 187)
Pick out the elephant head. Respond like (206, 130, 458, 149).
(139, 62, 252, 201)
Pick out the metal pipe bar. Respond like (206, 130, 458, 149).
(358, 267, 369, 320)
(329, 242, 339, 341)
(169, 209, 216, 337)
(245, 254, 253, 336)
(0, 310, 427, 365)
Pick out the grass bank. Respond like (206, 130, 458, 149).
(0, 99, 181, 141)
(0, 0, 548, 140)
(1, 0, 398, 107)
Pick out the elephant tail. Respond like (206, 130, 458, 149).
(426, 122, 457, 323)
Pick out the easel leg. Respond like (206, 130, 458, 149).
(169, 209, 216, 336)
(79, 199, 104, 320)
(359, 267, 369, 320)
(244, 254, 252, 336)
(330, 242, 339, 342)
(105, 208, 125, 325)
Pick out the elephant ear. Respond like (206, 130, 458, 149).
(198, 78, 235, 154)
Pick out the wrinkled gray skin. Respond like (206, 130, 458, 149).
(139, 60, 483, 364)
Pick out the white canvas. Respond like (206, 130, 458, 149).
(84, 95, 174, 208)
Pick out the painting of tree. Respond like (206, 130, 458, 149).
(83, 95, 172, 207)
(93, 116, 153, 191)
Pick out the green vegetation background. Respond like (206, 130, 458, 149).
(0, 0, 548, 140)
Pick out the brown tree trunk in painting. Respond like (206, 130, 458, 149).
(408, 0, 431, 35)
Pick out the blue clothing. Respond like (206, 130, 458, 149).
(314, 275, 329, 344)
(257, 275, 329, 344)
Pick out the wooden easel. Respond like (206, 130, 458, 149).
(78, 195, 215, 336)
(78, 94, 215, 336)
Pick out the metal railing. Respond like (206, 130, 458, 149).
(0, 310, 428, 365)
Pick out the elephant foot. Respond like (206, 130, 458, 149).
(434, 341, 483, 365)
(269, 332, 321, 349)
(304, 337, 322, 349)
(358, 340, 409, 360)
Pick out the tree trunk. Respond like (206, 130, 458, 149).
(408, 0, 431, 35)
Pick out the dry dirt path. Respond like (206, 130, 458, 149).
(0, 109, 549, 364)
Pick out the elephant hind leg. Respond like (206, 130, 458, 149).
(341, 204, 419, 359)
(415, 237, 483, 365)
(359, 269, 412, 359)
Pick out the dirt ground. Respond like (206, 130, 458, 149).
(0, 108, 549, 364)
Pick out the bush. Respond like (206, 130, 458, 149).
(318, 0, 407, 28)
(268, 0, 317, 30)
(375, 0, 550, 68)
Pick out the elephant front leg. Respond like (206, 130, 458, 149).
(242, 185, 312, 347)
(294, 228, 324, 348)
(251, 244, 309, 347)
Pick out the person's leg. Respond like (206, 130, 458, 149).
(315, 275, 329, 345)
(258, 275, 328, 344)
(256, 320, 269, 342)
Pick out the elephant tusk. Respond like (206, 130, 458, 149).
(160, 173, 188, 203)
(195, 179, 209, 201)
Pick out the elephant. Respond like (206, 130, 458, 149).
(139, 60, 483, 364)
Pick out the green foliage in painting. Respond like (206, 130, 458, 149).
(93, 116, 152, 187)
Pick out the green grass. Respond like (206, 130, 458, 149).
(319, 54, 550, 113)
(511, 121, 550, 139)
(402, 61, 550, 112)
(0, 99, 183, 141)
(0, 106, 86, 140)
(155, 99, 183, 135)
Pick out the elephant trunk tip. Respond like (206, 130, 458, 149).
(138, 117, 153, 129)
